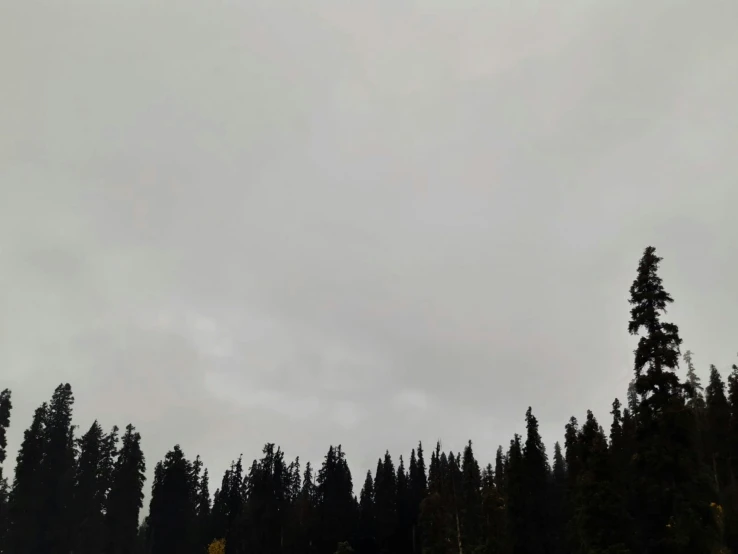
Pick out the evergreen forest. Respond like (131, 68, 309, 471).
(1, 246, 737, 554)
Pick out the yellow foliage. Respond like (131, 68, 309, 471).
(208, 538, 226, 554)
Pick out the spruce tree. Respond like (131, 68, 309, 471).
(521, 408, 549, 554)
(39, 383, 76, 554)
(147, 445, 196, 554)
(105, 424, 145, 554)
(358, 471, 377, 554)
(6, 402, 48, 554)
(706, 365, 731, 494)
(493, 446, 505, 494)
(317, 446, 356, 554)
(0, 389, 12, 551)
(397, 456, 413, 554)
(505, 435, 524, 554)
(684, 350, 706, 410)
(460, 441, 482, 552)
(374, 452, 397, 554)
(408, 444, 428, 554)
(72, 421, 107, 554)
(549, 442, 567, 554)
(628, 246, 716, 552)
(196, 468, 212, 553)
(569, 411, 631, 554)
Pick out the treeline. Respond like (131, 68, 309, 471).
(1, 246, 737, 554)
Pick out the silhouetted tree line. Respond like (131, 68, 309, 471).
(1, 246, 737, 554)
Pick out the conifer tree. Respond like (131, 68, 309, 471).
(148, 445, 198, 554)
(39, 383, 76, 554)
(358, 471, 377, 554)
(106, 424, 145, 554)
(408, 444, 428, 554)
(295, 461, 318, 554)
(521, 408, 549, 554)
(72, 421, 107, 554)
(460, 441, 482, 552)
(505, 435, 524, 554)
(684, 350, 706, 410)
(628, 246, 716, 553)
(317, 445, 356, 554)
(0, 389, 12, 551)
(0, 390, 10, 468)
(706, 365, 731, 494)
(480, 458, 507, 554)
(548, 442, 567, 554)
(196, 468, 212, 553)
(569, 411, 631, 554)
(6, 402, 48, 554)
(493, 446, 505, 494)
(374, 452, 397, 554)
(397, 456, 413, 554)
(210, 468, 232, 543)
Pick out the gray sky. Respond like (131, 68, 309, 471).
(1, 0, 737, 496)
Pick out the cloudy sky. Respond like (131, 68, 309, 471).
(1, 0, 736, 495)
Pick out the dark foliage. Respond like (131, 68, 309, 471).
(1, 247, 735, 554)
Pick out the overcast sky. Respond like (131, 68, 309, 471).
(1, 0, 736, 496)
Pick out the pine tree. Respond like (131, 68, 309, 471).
(520, 407, 549, 554)
(148, 445, 197, 554)
(72, 421, 108, 554)
(493, 447, 505, 495)
(210, 468, 232, 544)
(358, 471, 377, 554)
(374, 452, 397, 554)
(294, 462, 318, 554)
(408, 444, 428, 554)
(480, 458, 507, 554)
(0, 390, 11, 467)
(684, 350, 706, 410)
(6, 402, 48, 554)
(628, 247, 716, 552)
(196, 468, 212, 553)
(397, 456, 413, 554)
(105, 424, 145, 554)
(0, 389, 12, 551)
(460, 441, 482, 552)
(569, 411, 631, 554)
(39, 383, 76, 554)
(505, 435, 524, 554)
(317, 446, 356, 554)
(548, 442, 567, 554)
(706, 365, 731, 494)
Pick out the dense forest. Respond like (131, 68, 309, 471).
(1, 246, 736, 554)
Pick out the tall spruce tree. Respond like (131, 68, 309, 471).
(358, 471, 377, 554)
(6, 402, 48, 554)
(105, 424, 145, 554)
(521, 408, 549, 554)
(397, 456, 413, 554)
(39, 383, 76, 554)
(0, 389, 12, 551)
(628, 246, 717, 552)
(317, 445, 356, 554)
(505, 435, 524, 554)
(72, 421, 108, 554)
(460, 441, 482, 553)
(148, 445, 197, 554)
(408, 444, 428, 554)
(706, 365, 731, 494)
(374, 452, 397, 554)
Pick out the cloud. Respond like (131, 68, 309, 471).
(1, 0, 736, 501)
